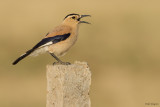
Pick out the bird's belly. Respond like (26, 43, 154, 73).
(30, 46, 48, 56)
(48, 38, 77, 56)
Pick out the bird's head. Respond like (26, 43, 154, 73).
(62, 13, 91, 26)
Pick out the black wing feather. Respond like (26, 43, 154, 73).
(32, 33, 70, 49)
(12, 33, 70, 65)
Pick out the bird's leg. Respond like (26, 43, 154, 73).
(50, 53, 62, 63)
(50, 53, 70, 65)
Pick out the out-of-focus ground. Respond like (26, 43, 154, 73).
(0, 0, 160, 107)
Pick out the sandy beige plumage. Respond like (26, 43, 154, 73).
(12, 13, 90, 65)
(48, 25, 78, 57)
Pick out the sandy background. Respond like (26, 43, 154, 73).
(0, 0, 160, 107)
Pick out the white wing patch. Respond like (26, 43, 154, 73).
(38, 41, 53, 48)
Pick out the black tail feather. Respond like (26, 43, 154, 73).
(12, 49, 34, 65)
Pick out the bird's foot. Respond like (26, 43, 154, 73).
(53, 61, 71, 65)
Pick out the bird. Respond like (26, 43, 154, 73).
(12, 13, 91, 65)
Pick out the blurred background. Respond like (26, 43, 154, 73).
(1, 0, 160, 107)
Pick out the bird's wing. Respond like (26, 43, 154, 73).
(32, 33, 71, 49)
(33, 25, 72, 50)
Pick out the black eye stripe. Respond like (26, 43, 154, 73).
(64, 13, 79, 20)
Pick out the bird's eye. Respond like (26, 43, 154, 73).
(72, 16, 75, 19)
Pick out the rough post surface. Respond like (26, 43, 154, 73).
(46, 61, 91, 107)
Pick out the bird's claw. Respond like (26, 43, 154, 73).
(53, 62, 71, 65)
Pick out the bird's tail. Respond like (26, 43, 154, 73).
(12, 49, 34, 65)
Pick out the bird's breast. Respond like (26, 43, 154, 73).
(48, 32, 78, 56)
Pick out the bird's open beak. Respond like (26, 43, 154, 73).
(79, 15, 91, 24)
